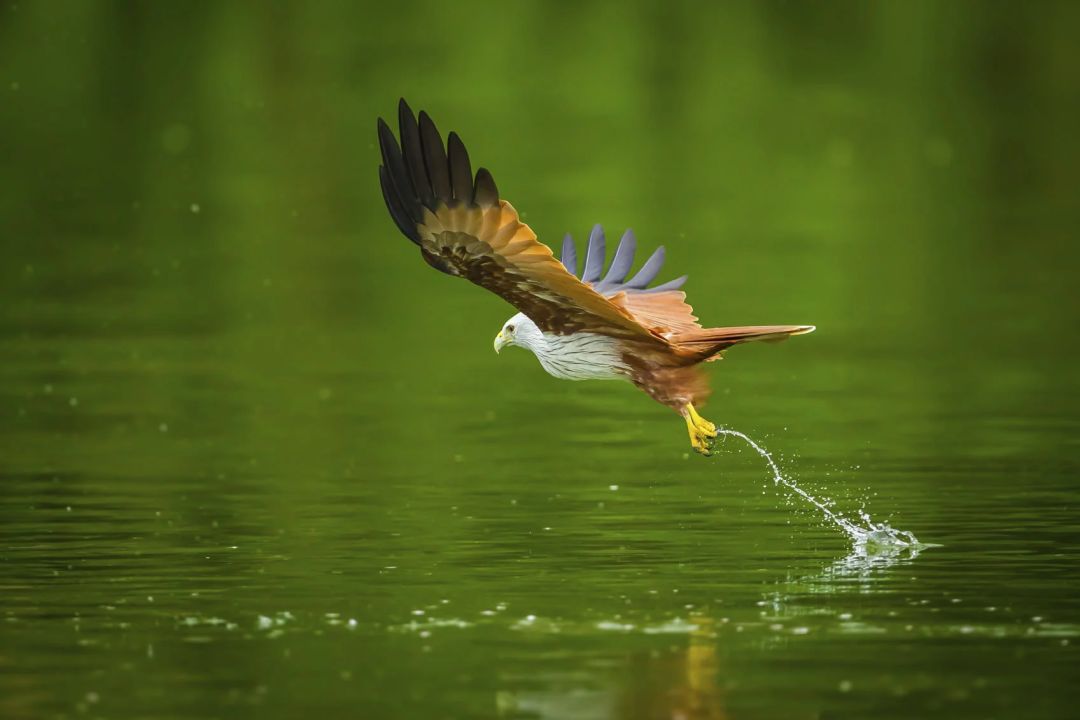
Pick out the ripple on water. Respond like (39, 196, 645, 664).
(155, 607, 1080, 648)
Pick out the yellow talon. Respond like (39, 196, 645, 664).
(686, 403, 717, 437)
(684, 406, 716, 456)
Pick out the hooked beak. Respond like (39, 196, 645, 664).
(494, 329, 511, 354)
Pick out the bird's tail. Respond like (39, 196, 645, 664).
(672, 325, 815, 362)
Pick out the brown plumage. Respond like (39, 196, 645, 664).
(377, 99, 814, 455)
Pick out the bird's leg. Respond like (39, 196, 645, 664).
(686, 403, 717, 436)
(682, 403, 718, 455)
(685, 415, 712, 455)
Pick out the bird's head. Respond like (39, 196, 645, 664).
(494, 312, 540, 354)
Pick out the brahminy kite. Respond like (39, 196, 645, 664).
(377, 99, 814, 455)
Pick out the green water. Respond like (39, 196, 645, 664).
(3, 3, 1079, 718)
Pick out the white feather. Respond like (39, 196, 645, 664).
(500, 313, 629, 381)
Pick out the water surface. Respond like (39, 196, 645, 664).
(2, 3, 1079, 718)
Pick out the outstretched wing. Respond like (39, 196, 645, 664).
(377, 99, 666, 342)
(560, 225, 701, 336)
(561, 225, 815, 350)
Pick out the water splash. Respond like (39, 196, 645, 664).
(715, 429, 926, 555)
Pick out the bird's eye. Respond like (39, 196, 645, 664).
(506, 325, 515, 333)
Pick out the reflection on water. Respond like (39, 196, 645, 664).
(493, 614, 729, 720)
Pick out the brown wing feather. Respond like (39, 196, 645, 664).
(614, 285, 814, 363)
(378, 99, 666, 343)
(419, 202, 665, 339)
(672, 325, 816, 361)
(611, 290, 701, 336)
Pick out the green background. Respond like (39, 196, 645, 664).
(2, 2, 1078, 718)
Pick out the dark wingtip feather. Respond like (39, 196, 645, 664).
(473, 167, 499, 207)
(378, 102, 503, 274)
(398, 99, 435, 210)
(418, 110, 452, 202)
(377, 117, 421, 222)
(375, 116, 395, 165)
(446, 131, 474, 204)
(379, 165, 420, 244)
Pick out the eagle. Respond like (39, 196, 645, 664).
(377, 99, 814, 455)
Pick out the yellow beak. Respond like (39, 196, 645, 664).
(494, 329, 510, 354)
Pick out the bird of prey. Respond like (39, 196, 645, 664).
(377, 99, 814, 455)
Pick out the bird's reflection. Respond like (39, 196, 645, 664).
(496, 544, 925, 718)
(613, 615, 728, 720)
(495, 615, 728, 720)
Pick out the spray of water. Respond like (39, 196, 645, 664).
(715, 429, 925, 554)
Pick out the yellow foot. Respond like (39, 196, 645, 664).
(683, 403, 718, 456)
(686, 403, 717, 435)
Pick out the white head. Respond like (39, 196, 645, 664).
(493, 312, 543, 354)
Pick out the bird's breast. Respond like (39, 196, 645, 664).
(532, 333, 629, 381)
